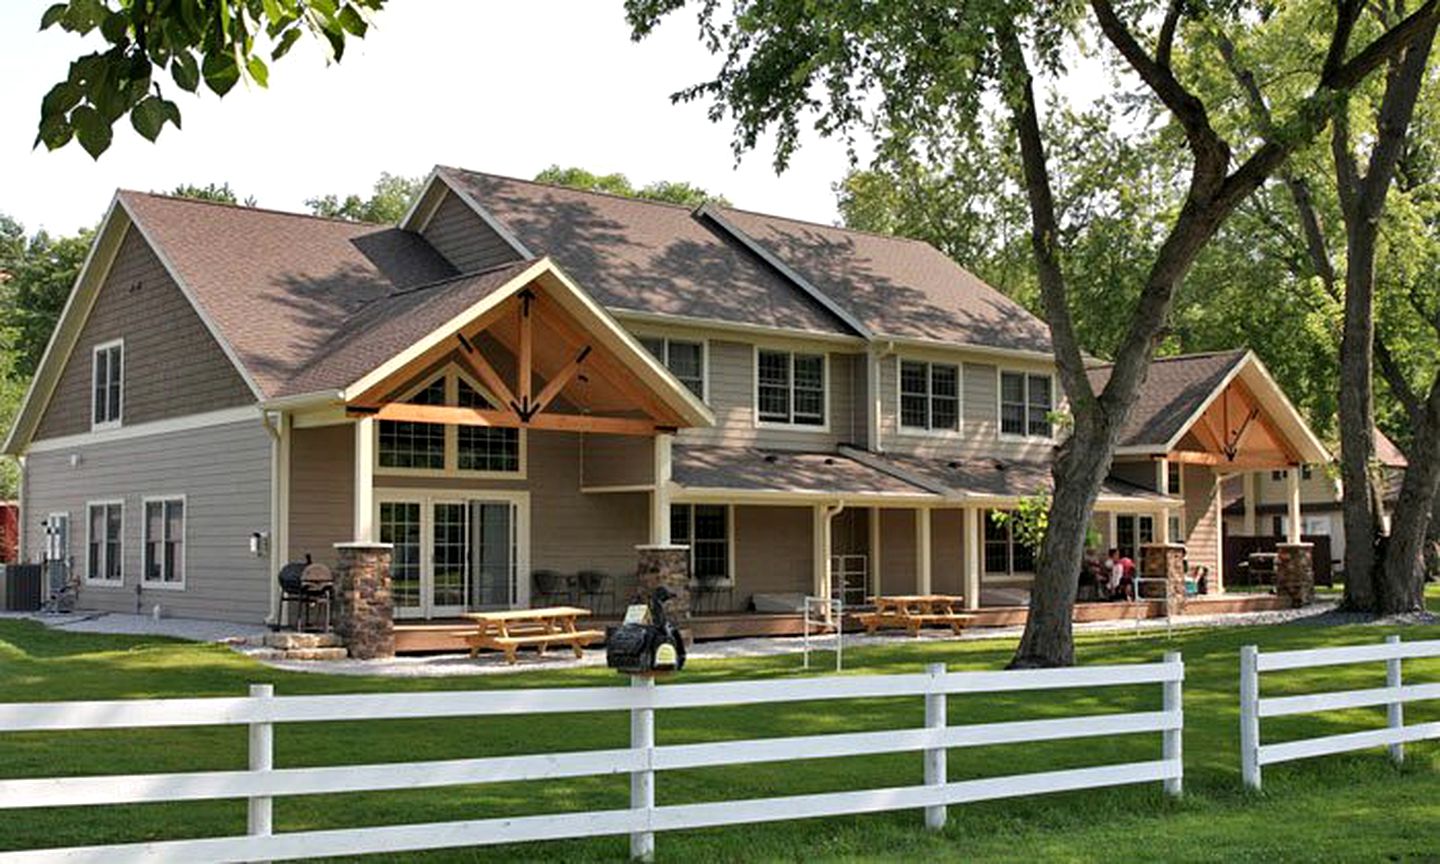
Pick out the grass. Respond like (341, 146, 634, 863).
(2, 588, 1440, 862)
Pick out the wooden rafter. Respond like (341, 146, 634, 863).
(1167, 450, 1290, 470)
(528, 345, 592, 419)
(534, 300, 680, 423)
(351, 403, 660, 437)
(453, 339, 519, 416)
(518, 288, 534, 412)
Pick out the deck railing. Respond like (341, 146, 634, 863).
(0, 656, 1183, 862)
(1239, 635, 1440, 789)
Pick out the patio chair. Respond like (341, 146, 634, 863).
(278, 555, 333, 632)
(532, 569, 572, 606)
(576, 569, 616, 616)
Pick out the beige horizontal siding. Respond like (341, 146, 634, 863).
(422, 191, 521, 273)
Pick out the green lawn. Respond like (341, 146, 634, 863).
(3, 591, 1440, 862)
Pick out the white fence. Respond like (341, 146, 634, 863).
(0, 656, 1183, 863)
(1240, 635, 1440, 789)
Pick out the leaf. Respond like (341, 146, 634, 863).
(246, 55, 269, 88)
(336, 5, 367, 37)
(159, 98, 182, 129)
(70, 104, 112, 158)
(39, 3, 67, 30)
(201, 51, 239, 96)
(99, 8, 128, 42)
(171, 51, 199, 91)
(34, 113, 73, 151)
(129, 95, 167, 141)
(39, 81, 83, 117)
(270, 27, 302, 60)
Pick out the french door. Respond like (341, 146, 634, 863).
(378, 492, 527, 619)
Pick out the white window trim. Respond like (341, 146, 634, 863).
(671, 502, 735, 585)
(1109, 512, 1157, 558)
(753, 346, 831, 432)
(996, 368, 1055, 442)
(90, 338, 124, 432)
(896, 357, 963, 437)
(141, 494, 187, 591)
(44, 511, 70, 564)
(982, 509, 1037, 577)
(374, 362, 528, 480)
(638, 335, 709, 403)
(83, 498, 124, 587)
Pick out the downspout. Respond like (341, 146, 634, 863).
(824, 500, 846, 621)
(260, 410, 288, 627)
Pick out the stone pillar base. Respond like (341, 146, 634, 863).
(1275, 543, 1315, 608)
(1140, 543, 1187, 614)
(635, 544, 691, 625)
(334, 542, 395, 660)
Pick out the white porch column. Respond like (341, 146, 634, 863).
(962, 507, 981, 610)
(1243, 472, 1258, 535)
(649, 433, 673, 545)
(1286, 468, 1302, 544)
(1159, 507, 1173, 544)
(812, 504, 830, 598)
(869, 506, 883, 598)
(916, 507, 932, 595)
(353, 418, 375, 542)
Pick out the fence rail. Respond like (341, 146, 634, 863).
(0, 657, 1183, 863)
(1240, 635, 1440, 789)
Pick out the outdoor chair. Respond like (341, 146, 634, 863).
(278, 555, 333, 632)
(532, 569, 572, 606)
(575, 569, 616, 616)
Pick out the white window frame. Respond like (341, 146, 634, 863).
(1109, 512, 1157, 560)
(897, 358, 962, 435)
(997, 368, 1055, 441)
(670, 502, 735, 585)
(141, 495, 186, 590)
(374, 362, 527, 480)
(982, 509, 1037, 577)
(753, 346, 830, 431)
(90, 338, 124, 431)
(83, 499, 125, 587)
(638, 336, 708, 402)
(44, 512, 70, 565)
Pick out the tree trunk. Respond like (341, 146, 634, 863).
(1379, 373, 1440, 612)
(1337, 220, 1381, 609)
(1012, 420, 1115, 668)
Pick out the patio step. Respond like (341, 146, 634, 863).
(264, 632, 344, 650)
(280, 647, 350, 661)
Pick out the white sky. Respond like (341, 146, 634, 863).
(0, 1, 870, 235)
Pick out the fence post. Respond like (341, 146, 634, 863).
(248, 683, 274, 857)
(1386, 634, 1404, 765)
(1239, 645, 1261, 790)
(924, 662, 947, 830)
(630, 675, 656, 862)
(1163, 651, 1183, 798)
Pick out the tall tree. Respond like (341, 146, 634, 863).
(626, 0, 1440, 665)
(168, 182, 254, 206)
(36, 0, 388, 158)
(533, 165, 731, 207)
(3, 226, 92, 378)
(307, 173, 421, 224)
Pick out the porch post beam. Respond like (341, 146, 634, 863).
(650, 434, 673, 545)
(1243, 473, 1257, 535)
(529, 345, 592, 419)
(518, 289, 534, 411)
(870, 506, 883, 599)
(812, 505, 827, 598)
(962, 507, 980, 610)
(916, 507, 932, 595)
(353, 418, 375, 542)
(1286, 468, 1302, 544)
(454, 347, 519, 415)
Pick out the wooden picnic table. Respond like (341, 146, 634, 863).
(857, 594, 974, 637)
(463, 606, 603, 664)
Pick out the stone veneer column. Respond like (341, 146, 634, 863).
(333, 542, 395, 660)
(1275, 543, 1315, 608)
(635, 544, 691, 624)
(1139, 543, 1187, 615)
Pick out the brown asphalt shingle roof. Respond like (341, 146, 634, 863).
(871, 452, 1172, 502)
(439, 168, 853, 337)
(121, 191, 457, 399)
(672, 446, 934, 497)
(711, 206, 1054, 352)
(1086, 350, 1248, 449)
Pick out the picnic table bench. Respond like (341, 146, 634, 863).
(464, 606, 603, 664)
(856, 595, 975, 637)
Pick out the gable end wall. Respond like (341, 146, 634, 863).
(421, 191, 523, 273)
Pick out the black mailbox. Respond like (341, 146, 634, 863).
(606, 586, 686, 675)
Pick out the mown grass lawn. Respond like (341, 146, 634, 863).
(3, 590, 1440, 862)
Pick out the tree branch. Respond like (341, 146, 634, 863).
(1323, 0, 1437, 92)
(1376, 334, 1425, 423)
(1157, 0, 1185, 69)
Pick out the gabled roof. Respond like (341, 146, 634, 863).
(704, 205, 1054, 355)
(434, 168, 856, 338)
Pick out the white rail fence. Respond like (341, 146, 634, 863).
(0, 656, 1184, 863)
(1240, 635, 1440, 789)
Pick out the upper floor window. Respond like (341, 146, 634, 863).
(1000, 371, 1052, 438)
(757, 349, 825, 427)
(378, 369, 521, 475)
(91, 340, 123, 429)
(1167, 462, 1183, 496)
(900, 360, 959, 432)
(639, 337, 705, 400)
(1271, 470, 1286, 481)
(143, 497, 185, 588)
(1301, 464, 1313, 480)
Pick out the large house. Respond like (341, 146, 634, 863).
(1, 167, 1331, 626)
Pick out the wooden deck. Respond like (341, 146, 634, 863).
(393, 593, 1290, 654)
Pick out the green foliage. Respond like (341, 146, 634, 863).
(306, 172, 421, 224)
(167, 181, 254, 206)
(533, 165, 730, 207)
(35, 0, 388, 158)
(990, 493, 1051, 553)
(2, 225, 91, 379)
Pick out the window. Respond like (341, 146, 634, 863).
(143, 498, 185, 587)
(640, 337, 705, 399)
(1000, 371, 1053, 438)
(757, 349, 826, 426)
(984, 511, 1036, 575)
(1271, 470, 1287, 481)
(1114, 514, 1155, 561)
(671, 504, 730, 582)
(44, 513, 69, 564)
(91, 340, 123, 429)
(900, 360, 960, 432)
(378, 370, 521, 475)
(1167, 463, 1183, 496)
(1301, 465, 1314, 480)
(1168, 513, 1183, 544)
(86, 501, 123, 584)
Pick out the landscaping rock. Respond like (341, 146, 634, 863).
(264, 632, 344, 650)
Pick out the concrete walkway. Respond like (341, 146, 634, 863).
(0, 610, 269, 644)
